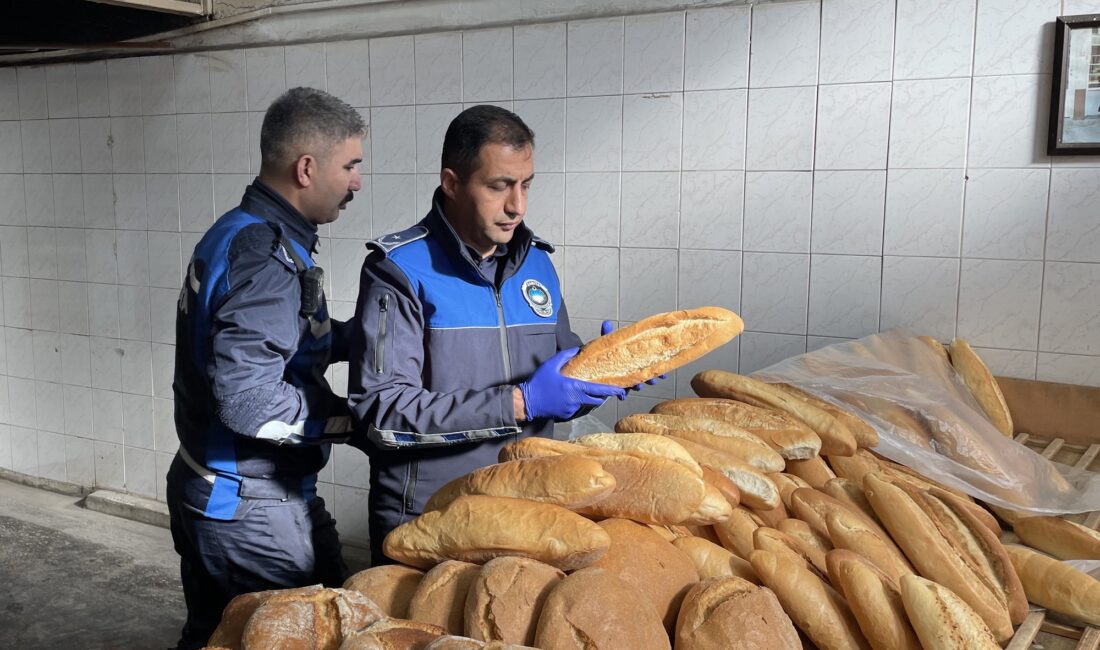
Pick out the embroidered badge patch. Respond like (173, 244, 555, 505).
(521, 279, 553, 317)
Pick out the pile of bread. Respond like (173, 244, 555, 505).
(200, 319, 1100, 649)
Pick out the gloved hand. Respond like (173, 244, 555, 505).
(518, 347, 626, 421)
(601, 320, 666, 391)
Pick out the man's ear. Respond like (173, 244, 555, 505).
(294, 155, 316, 188)
(440, 168, 460, 200)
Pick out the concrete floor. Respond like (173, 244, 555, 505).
(0, 477, 370, 649)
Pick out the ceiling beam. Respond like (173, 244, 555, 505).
(85, 0, 209, 16)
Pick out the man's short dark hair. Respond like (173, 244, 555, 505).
(441, 105, 535, 179)
(260, 87, 366, 171)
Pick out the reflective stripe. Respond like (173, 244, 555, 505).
(368, 424, 522, 448)
(177, 444, 216, 484)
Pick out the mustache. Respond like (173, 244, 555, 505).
(342, 191, 354, 204)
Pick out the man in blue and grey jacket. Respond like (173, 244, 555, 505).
(167, 87, 364, 650)
(348, 105, 631, 565)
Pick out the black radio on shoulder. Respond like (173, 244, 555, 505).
(299, 266, 324, 318)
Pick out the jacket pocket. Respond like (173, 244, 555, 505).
(375, 291, 391, 374)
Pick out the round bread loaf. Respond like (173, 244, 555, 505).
(207, 585, 321, 649)
(338, 617, 447, 650)
(588, 518, 699, 634)
(408, 560, 481, 635)
(343, 565, 425, 619)
(240, 587, 384, 650)
(463, 556, 563, 645)
(533, 567, 670, 650)
(675, 577, 799, 650)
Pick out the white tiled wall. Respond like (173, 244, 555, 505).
(2, 0, 1100, 543)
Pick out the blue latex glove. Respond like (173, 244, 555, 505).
(601, 320, 666, 392)
(519, 347, 626, 421)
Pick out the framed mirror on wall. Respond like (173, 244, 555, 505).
(1049, 13, 1100, 155)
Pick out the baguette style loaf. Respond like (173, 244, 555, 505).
(615, 413, 784, 472)
(899, 574, 1000, 650)
(561, 307, 743, 386)
(825, 511, 914, 585)
(665, 436, 780, 510)
(423, 456, 617, 512)
(653, 397, 822, 459)
(947, 338, 1013, 437)
(672, 536, 760, 583)
(826, 550, 921, 650)
(775, 383, 879, 448)
(1005, 544, 1100, 626)
(784, 456, 837, 490)
(1012, 515, 1100, 560)
(383, 495, 611, 571)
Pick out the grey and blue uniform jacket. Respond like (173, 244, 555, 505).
(348, 189, 581, 550)
(172, 180, 352, 520)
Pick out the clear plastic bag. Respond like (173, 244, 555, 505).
(754, 329, 1100, 515)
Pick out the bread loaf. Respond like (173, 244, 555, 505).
(927, 487, 1000, 536)
(777, 518, 833, 555)
(674, 577, 799, 650)
(784, 455, 836, 490)
(343, 565, 425, 619)
(615, 413, 784, 472)
(561, 307, 743, 387)
(749, 550, 870, 650)
(240, 587, 385, 650)
(533, 567, 670, 650)
(753, 526, 828, 577)
(775, 383, 879, 448)
(899, 574, 1000, 650)
(825, 510, 914, 585)
(748, 501, 788, 528)
(771, 472, 812, 509)
(1005, 544, 1100, 626)
(383, 495, 611, 571)
(823, 478, 878, 524)
(339, 617, 447, 649)
(653, 397, 822, 460)
(701, 465, 741, 508)
(790, 487, 891, 542)
(947, 338, 1013, 436)
(692, 370, 857, 456)
(407, 561, 481, 635)
(713, 506, 764, 559)
(423, 637, 537, 650)
(423, 456, 617, 512)
(826, 550, 920, 650)
(918, 336, 950, 365)
(572, 432, 702, 475)
(862, 474, 1012, 642)
(208, 585, 322, 649)
(663, 435, 780, 510)
(1012, 515, 1100, 560)
(681, 479, 734, 525)
(672, 536, 759, 583)
(588, 518, 699, 634)
(463, 556, 563, 645)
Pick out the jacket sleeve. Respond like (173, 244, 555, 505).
(210, 224, 352, 446)
(554, 300, 583, 351)
(347, 252, 521, 449)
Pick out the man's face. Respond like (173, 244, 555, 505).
(304, 135, 363, 225)
(442, 142, 535, 258)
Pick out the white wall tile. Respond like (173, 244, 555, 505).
(154, 400, 177, 455)
(125, 446, 156, 498)
(620, 172, 679, 248)
(968, 74, 1049, 168)
(565, 96, 622, 172)
(888, 78, 971, 169)
(883, 169, 964, 257)
(957, 258, 1042, 349)
(880, 255, 959, 340)
(0, 424, 9, 470)
(85, 229, 117, 284)
(962, 169, 1049, 260)
(328, 239, 364, 303)
(370, 174, 417, 235)
(9, 378, 37, 428)
(7, 328, 34, 379)
(49, 119, 81, 173)
(176, 114, 212, 174)
(94, 440, 124, 490)
(80, 174, 112, 229)
(53, 174, 83, 229)
(116, 230, 150, 287)
(208, 51, 247, 113)
(568, 18, 625, 97)
(1037, 352, 1100, 387)
(58, 281, 89, 336)
(211, 113, 249, 173)
(18, 67, 49, 120)
(55, 228, 87, 282)
(147, 231, 182, 290)
(60, 333, 91, 387)
(108, 117, 143, 174)
(820, 0, 894, 84)
(683, 90, 746, 170)
(414, 104, 459, 174)
(65, 434, 94, 484)
(0, 69, 17, 120)
(92, 390, 124, 444)
(3, 278, 30, 329)
(90, 335, 123, 392)
(123, 393, 154, 450)
(1065, 0, 1100, 13)
(973, 347, 1036, 380)
(0, 121, 23, 173)
(173, 54, 211, 114)
(676, 340, 739, 397)
(685, 6, 750, 91)
(680, 171, 743, 251)
(622, 93, 681, 172)
(76, 61, 109, 118)
(564, 172, 619, 247)
(624, 12, 684, 94)
(739, 331, 806, 374)
(137, 56, 174, 116)
(815, 82, 891, 170)
(811, 170, 885, 256)
(87, 283, 119, 340)
(746, 87, 816, 171)
(369, 36, 414, 106)
(415, 32, 462, 104)
(21, 120, 51, 174)
(107, 58, 142, 117)
(741, 252, 810, 335)
(151, 343, 174, 399)
(79, 118, 111, 173)
(179, 174, 215, 233)
(371, 107, 416, 174)
(65, 378, 95, 434)
(744, 171, 812, 253)
(1040, 261, 1100, 355)
(284, 43, 326, 91)
(10, 426, 37, 474)
(46, 64, 78, 119)
(247, 111, 263, 175)
(515, 24, 566, 100)
(463, 28, 513, 102)
(678, 249, 741, 311)
(330, 176, 372, 240)
(38, 430, 67, 479)
(28, 278, 60, 331)
(245, 47, 286, 112)
(145, 174, 180, 232)
(118, 285, 151, 343)
(514, 99, 564, 173)
(326, 40, 370, 107)
(894, 0, 976, 79)
(0, 225, 29, 276)
(25, 174, 54, 227)
(749, 1, 820, 88)
(562, 246, 619, 320)
(149, 287, 177, 346)
(0, 176, 25, 228)
(524, 173, 564, 245)
(36, 382, 65, 434)
(808, 254, 881, 338)
(974, 0, 1059, 76)
(1046, 168, 1100, 263)
(27, 226, 57, 279)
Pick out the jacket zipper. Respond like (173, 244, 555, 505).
(402, 460, 419, 513)
(375, 293, 390, 374)
(493, 287, 512, 380)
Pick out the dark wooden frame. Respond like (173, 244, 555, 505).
(1049, 13, 1100, 155)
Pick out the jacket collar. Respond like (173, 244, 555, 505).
(239, 178, 319, 252)
(425, 186, 534, 273)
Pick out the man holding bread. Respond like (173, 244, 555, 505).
(167, 88, 365, 649)
(348, 105, 632, 565)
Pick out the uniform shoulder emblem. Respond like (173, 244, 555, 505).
(369, 225, 430, 255)
(531, 235, 555, 253)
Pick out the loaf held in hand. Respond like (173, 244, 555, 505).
(382, 495, 611, 571)
(561, 307, 743, 387)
